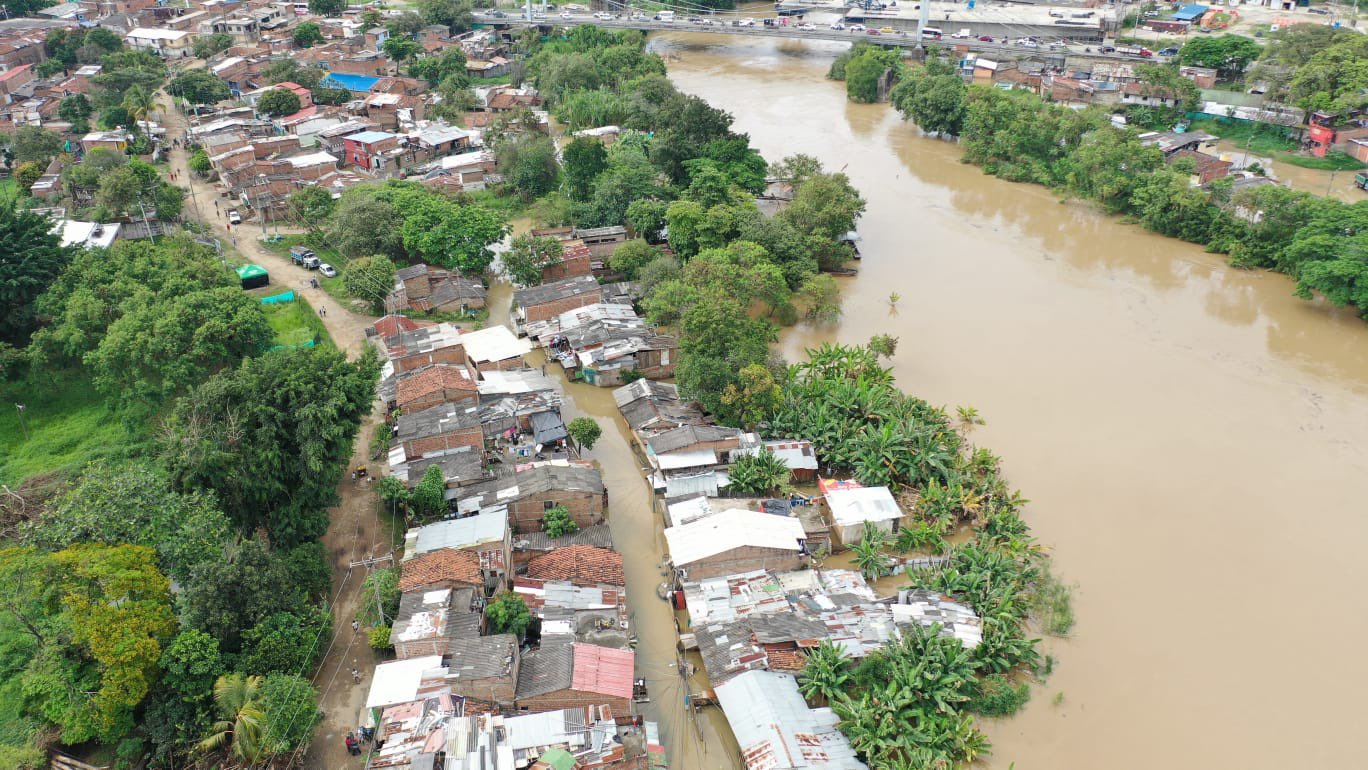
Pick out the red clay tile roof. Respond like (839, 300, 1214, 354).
(400, 549, 483, 591)
(527, 546, 624, 587)
(762, 644, 807, 672)
(373, 314, 421, 338)
(396, 364, 477, 407)
(571, 643, 634, 699)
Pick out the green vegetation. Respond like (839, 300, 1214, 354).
(541, 505, 579, 538)
(728, 448, 791, 496)
(1186, 118, 1298, 155)
(485, 592, 532, 637)
(262, 292, 332, 348)
(566, 416, 602, 451)
(0, 372, 146, 485)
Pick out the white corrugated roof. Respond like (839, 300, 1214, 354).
(461, 325, 531, 364)
(826, 486, 902, 527)
(664, 509, 804, 567)
(655, 448, 717, 470)
(365, 655, 444, 709)
(411, 510, 507, 555)
(714, 670, 867, 770)
(286, 151, 337, 167)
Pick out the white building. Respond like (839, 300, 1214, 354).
(825, 485, 903, 547)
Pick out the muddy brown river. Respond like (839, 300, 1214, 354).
(504, 31, 1368, 770)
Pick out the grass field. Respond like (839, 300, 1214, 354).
(260, 289, 334, 349)
(260, 234, 353, 305)
(0, 372, 149, 486)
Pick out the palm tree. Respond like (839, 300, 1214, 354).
(728, 448, 790, 496)
(198, 673, 268, 764)
(122, 84, 155, 137)
(798, 640, 851, 706)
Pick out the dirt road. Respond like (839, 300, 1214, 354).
(160, 95, 389, 769)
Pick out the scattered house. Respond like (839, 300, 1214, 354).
(823, 484, 904, 547)
(1168, 148, 1233, 185)
(1138, 130, 1216, 156)
(125, 27, 194, 57)
(81, 130, 127, 153)
(514, 577, 630, 648)
(404, 509, 512, 580)
(389, 444, 490, 490)
(384, 322, 467, 373)
(714, 670, 868, 770)
(369, 313, 423, 340)
(389, 586, 482, 659)
(573, 226, 628, 260)
(892, 588, 983, 648)
(1179, 65, 1217, 89)
(342, 129, 400, 171)
(527, 545, 625, 587)
(394, 363, 479, 413)
(644, 424, 744, 496)
(515, 643, 634, 714)
(1120, 82, 1184, 109)
(664, 509, 807, 581)
(365, 655, 446, 711)
(614, 380, 707, 436)
(541, 238, 593, 283)
(460, 325, 533, 375)
(399, 546, 487, 594)
(513, 275, 605, 325)
(442, 634, 521, 706)
(452, 462, 606, 533)
(394, 401, 484, 461)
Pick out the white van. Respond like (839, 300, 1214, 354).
(656, 10, 674, 22)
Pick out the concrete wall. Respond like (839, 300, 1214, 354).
(679, 546, 805, 581)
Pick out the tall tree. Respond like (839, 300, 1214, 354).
(0, 198, 70, 346)
(170, 69, 231, 105)
(122, 84, 156, 136)
(161, 346, 381, 546)
(562, 136, 608, 201)
(256, 88, 301, 117)
(500, 234, 564, 285)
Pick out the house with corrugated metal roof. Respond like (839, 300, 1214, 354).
(714, 670, 867, 770)
(515, 643, 634, 715)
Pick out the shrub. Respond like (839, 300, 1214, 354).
(969, 674, 1031, 717)
(368, 624, 392, 650)
(542, 505, 578, 538)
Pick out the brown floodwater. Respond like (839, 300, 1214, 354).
(635, 31, 1368, 770)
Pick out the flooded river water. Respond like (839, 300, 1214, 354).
(628, 32, 1368, 770)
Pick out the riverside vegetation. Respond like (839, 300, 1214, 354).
(832, 26, 1368, 318)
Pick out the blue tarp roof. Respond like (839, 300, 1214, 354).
(1172, 4, 1208, 21)
(321, 72, 380, 93)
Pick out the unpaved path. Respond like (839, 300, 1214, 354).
(160, 94, 388, 769)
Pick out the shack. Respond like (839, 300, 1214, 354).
(663, 509, 807, 581)
(514, 643, 634, 714)
(236, 263, 269, 289)
(824, 485, 903, 547)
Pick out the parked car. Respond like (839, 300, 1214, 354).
(798, 23, 816, 30)
(302, 256, 321, 270)
(489, 10, 506, 17)
(318, 263, 338, 278)
(1099, 44, 1116, 53)
(289, 246, 315, 265)
(951, 29, 972, 38)
(227, 209, 242, 225)
(1157, 47, 1179, 56)
(879, 26, 895, 33)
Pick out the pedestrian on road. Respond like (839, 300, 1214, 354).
(351, 667, 361, 683)
(345, 733, 359, 756)
(352, 619, 360, 633)
(320, 306, 327, 317)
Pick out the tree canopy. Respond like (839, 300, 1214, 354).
(257, 88, 302, 117)
(0, 198, 70, 346)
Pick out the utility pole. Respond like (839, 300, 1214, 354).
(14, 404, 28, 441)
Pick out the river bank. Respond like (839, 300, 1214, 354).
(654, 31, 1368, 770)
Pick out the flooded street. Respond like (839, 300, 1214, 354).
(646, 32, 1368, 770)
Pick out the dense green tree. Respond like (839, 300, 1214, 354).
(1288, 35, 1368, 113)
(719, 364, 783, 429)
(400, 197, 507, 274)
(86, 286, 273, 405)
(357, 568, 400, 628)
(193, 33, 234, 59)
(1061, 126, 1165, 213)
(891, 61, 968, 135)
(566, 416, 602, 451)
(257, 88, 302, 117)
(293, 21, 324, 48)
(306, 0, 344, 14)
(281, 542, 333, 602)
(13, 161, 41, 194)
(798, 640, 850, 706)
(415, 0, 473, 32)
(408, 47, 467, 85)
(843, 46, 899, 104)
(386, 11, 426, 37)
(563, 136, 608, 201)
(676, 294, 775, 414)
(382, 37, 423, 62)
(409, 464, 446, 520)
(239, 609, 330, 675)
(1133, 63, 1201, 113)
(9, 126, 62, 165)
(144, 629, 224, 763)
(256, 674, 320, 756)
(0, 198, 70, 346)
(31, 461, 232, 583)
(161, 346, 381, 546)
(501, 234, 563, 285)
(197, 673, 267, 763)
(171, 69, 231, 105)
(329, 194, 407, 259)
(541, 505, 578, 537)
(625, 199, 668, 243)
(1177, 34, 1260, 80)
(485, 592, 532, 636)
(58, 93, 93, 127)
(608, 239, 658, 279)
(177, 540, 304, 654)
(496, 133, 559, 199)
(342, 255, 397, 313)
(94, 50, 167, 99)
(288, 185, 336, 230)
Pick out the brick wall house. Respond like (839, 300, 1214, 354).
(513, 275, 604, 324)
(396, 402, 484, 460)
(514, 643, 632, 715)
(455, 464, 606, 533)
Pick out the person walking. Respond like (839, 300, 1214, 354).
(320, 306, 327, 317)
(352, 619, 360, 633)
(351, 667, 361, 683)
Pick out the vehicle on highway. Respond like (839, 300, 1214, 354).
(655, 10, 674, 22)
(977, 34, 993, 41)
(866, 27, 880, 34)
(1048, 41, 1065, 50)
(849, 23, 866, 31)
(629, 12, 646, 19)
(830, 21, 845, 29)
(799, 23, 816, 30)
(920, 26, 941, 39)
(559, 11, 572, 18)
(1099, 44, 1116, 53)
(318, 263, 338, 278)
(951, 28, 971, 38)
(880, 26, 895, 33)
(738, 17, 756, 25)
(1015, 37, 1038, 47)
(228, 209, 242, 224)
(489, 9, 505, 17)
(1157, 47, 1179, 56)
(1116, 45, 1153, 56)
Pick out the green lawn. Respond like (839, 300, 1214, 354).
(1279, 150, 1367, 171)
(1189, 118, 1367, 173)
(0, 372, 149, 486)
(261, 290, 334, 349)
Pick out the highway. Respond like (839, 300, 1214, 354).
(474, 12, 1163, 62)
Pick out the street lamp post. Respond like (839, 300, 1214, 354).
(257, 173, 269, 239)
(15, 403, 28, 441)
